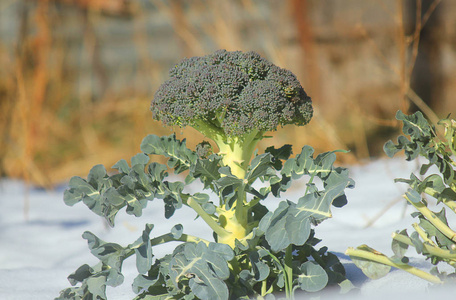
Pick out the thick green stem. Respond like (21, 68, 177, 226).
(190, 121, 264, 247)
(404, 194, 456, 242)
(218, 209, 248, 248)
(346, 247, 443, 284)
(191, 119, 261, 179)
(214, 130, 261, 179)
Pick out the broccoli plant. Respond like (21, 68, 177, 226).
(346, 111, 456, 285)
(57, 50, 354, 300)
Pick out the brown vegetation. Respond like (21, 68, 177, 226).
(1, 0, 453, 188)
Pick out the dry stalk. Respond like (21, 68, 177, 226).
(150, 0, 204, 56)
(357, 0, 442, 129)
(407, 0, 422, 81)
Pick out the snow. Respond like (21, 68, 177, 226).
(0, 157, 454, 299)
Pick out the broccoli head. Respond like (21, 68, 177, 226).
(151, 50, 313, 178)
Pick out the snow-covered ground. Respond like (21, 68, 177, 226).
(0, 157, 454, 299)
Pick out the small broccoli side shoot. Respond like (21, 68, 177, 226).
(151, 50, 313, 179)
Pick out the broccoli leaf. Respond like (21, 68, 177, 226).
(258, 144, 353, 252)
(298, 261, 328, 292)
(169, 242, 233, 300)
(350, 246, 391, 280)
(83, 231, 126, 287)
(265, 144, 293, 170)
(271, 145, 354, 199)
(245, 153, 275, 185)
(391, 230, 409, 259)
(63, 147, 192, 225)
(190, 154, 223, 189)
(129, 224, 154, 274)
(248, 248, 270, 281)
(141, 134, 197, 174)
(385, 110, 455, 185)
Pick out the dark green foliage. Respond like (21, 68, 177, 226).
(58, 134, 353, 299)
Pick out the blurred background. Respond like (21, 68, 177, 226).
(1, 0, 455, 188)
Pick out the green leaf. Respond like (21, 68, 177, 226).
(298, 261, 328, 292)
(391, 230, 409, 259)
(132, 274, 160, 295)
(86, 275, 108, 299)
(350, 246, 391, 280)
(406, 188, 422, 204)
(272, 145, 354, 204)
(64, 176, 99, 207)
(338, 279, 355, 294)
(261, 161, 353, 252)
(265, 144, 293, 170)
(258, 202, 292, 252)
(245, 153, 275, 185)
(384, 111, 456, 187)
(129, 224, 154, 274)
(190, 154, 222, 189)
(248, 250, 270, 281)
(112, 159, 130, 173)
(63, 151, 176, 226)
(87, 164, 108, 187)
(117, 185, 148, 218)
(141, 134, 197, 174)
(60, 232, 129, 300)
(82, 231, 126, 287)
(62, 263, 109, 299)
(171, 224, 184, 239)
(216, 167, 243, 188)
(418, 213, 455, 250)
(384, 111, 433, 161)
(162, 181, 184, 218)
(384, 140, 402, 158)
(281, 145, 316, 179)
(169, 242, 233, 300)
(410, 231, 424, 254)
(131, 153, 150, 167)
(67, 264, 93, 286)
(396, 110, 432, 139)
(207, 242, 234, 261)
(132, 257, 172, 297)
(215, 167, 243, 209)
(238, 269, 255, 291)
(192, 193, 210, 204)
(260, 198, 323, 252)
(189, 192, 215, 215)
(56, 287, 83, 300)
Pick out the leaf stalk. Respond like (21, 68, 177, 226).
(187, 196, 230, 238)
(392, 232, 456, 261)
(345, 247, 443, 284)
(404, 194, 456, 243)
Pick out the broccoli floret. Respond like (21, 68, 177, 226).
(151, 49, 313, 178)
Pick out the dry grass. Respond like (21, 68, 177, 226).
(0, 0, 449, 190)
